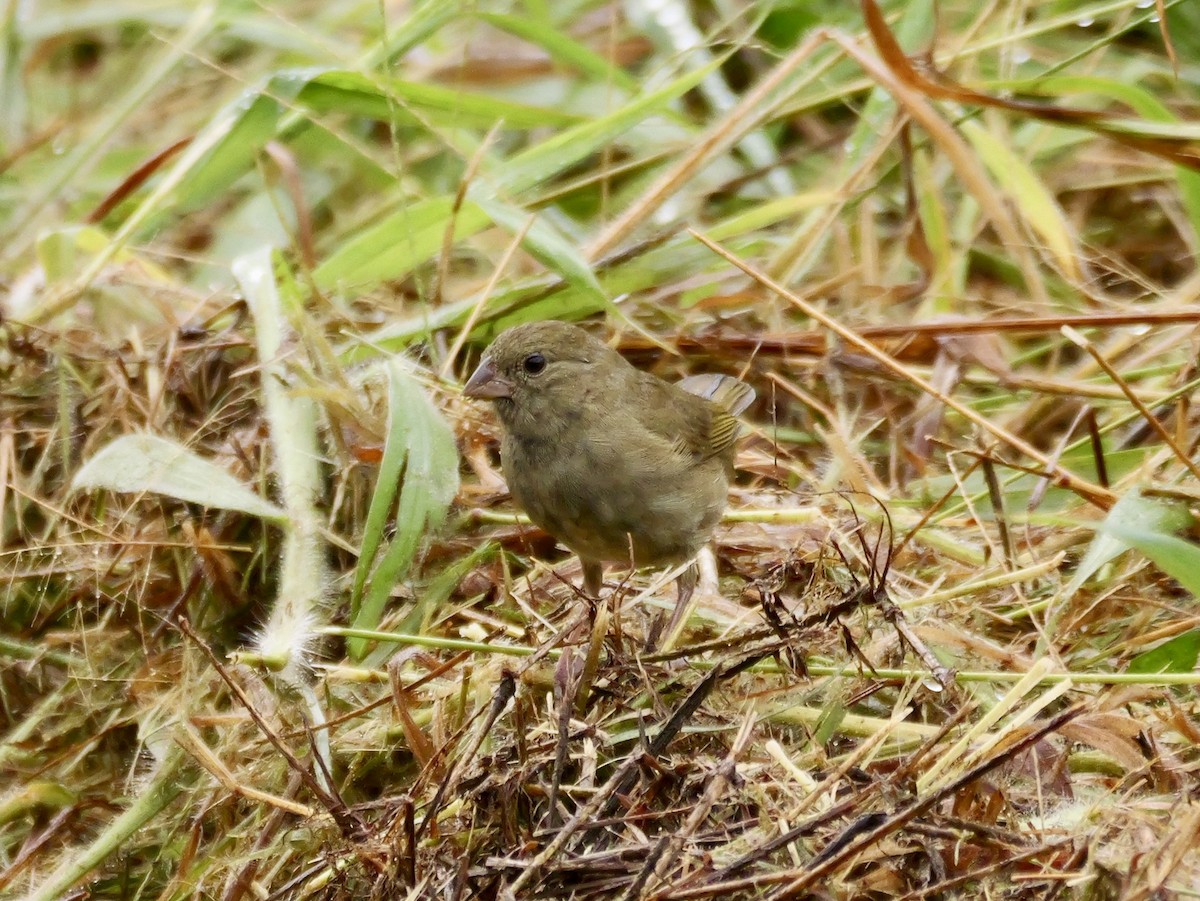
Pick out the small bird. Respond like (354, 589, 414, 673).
(463, 320, 754, 624)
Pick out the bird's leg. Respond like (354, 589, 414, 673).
(652, 560, 699, 652)
(574, 559, 609, 716)
(583, 560, 604, 598)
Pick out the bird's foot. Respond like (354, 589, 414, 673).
(653, 549, 733, 652)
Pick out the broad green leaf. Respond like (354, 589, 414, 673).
(477, 12, 639, 93)
(1102, 510, 1200, 599)
(349, 359, 460, 659)
(1099, 119, 1200, 141)
(171, 89, 288, 213)
(474, 196, 605, 304)
(1128, 629, 1200, 675)
(1063, 491, 1193, 601)
(490, 53, 724, 197)
(297, 70, 584, 129)
(1020, 75, 1175, 122)
(71, 434, 285, 521)
(961, 119, 1078, 278)
(313, 198, 491, 289)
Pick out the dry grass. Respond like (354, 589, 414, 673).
(4, 0, 1200, 898)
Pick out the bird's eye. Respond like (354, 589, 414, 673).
(522, 353, 546, 375)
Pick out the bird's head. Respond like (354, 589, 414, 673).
(463, 320, 622, 433)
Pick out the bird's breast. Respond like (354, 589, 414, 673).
(501, 426, 730, 566)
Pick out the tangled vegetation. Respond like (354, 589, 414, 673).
(3, 0, 1200, 898)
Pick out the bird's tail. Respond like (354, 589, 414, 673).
(676, 373, 756, 415)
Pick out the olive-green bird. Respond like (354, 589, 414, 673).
(463, 320, 754, 616)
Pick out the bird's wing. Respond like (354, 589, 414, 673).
(678, 373, 755, 459)
(632, 373, 750, 462)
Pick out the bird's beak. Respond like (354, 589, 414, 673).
(463, 357, 513, 399)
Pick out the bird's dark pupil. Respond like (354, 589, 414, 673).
(523, 353, 546, 374)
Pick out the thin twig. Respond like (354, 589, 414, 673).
(1062, 325, 1200, 483)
